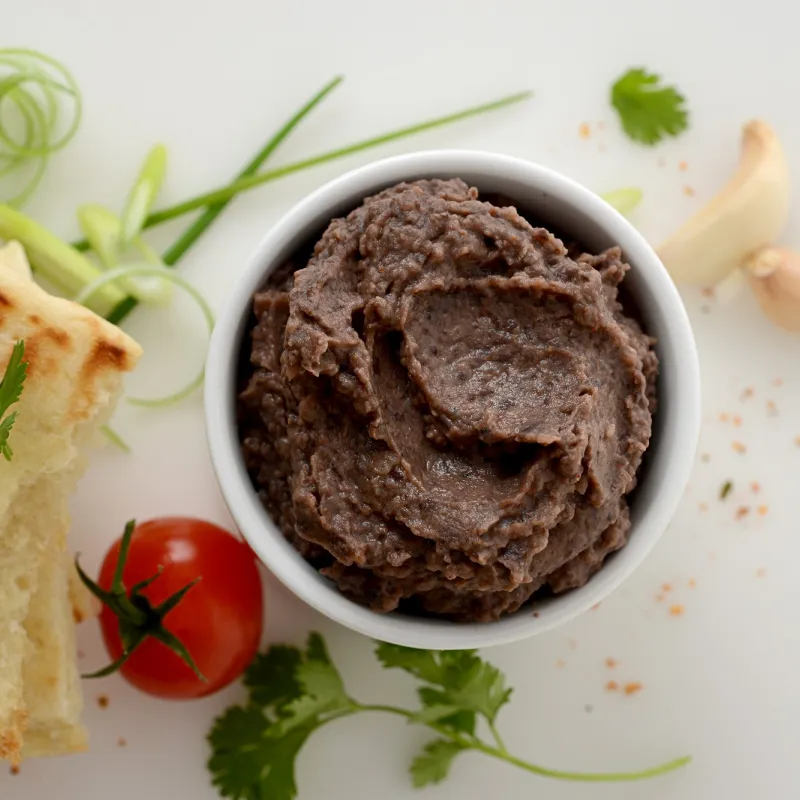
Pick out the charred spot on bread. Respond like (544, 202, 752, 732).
(87, 340, 133, 373)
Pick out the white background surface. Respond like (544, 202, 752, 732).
(6, 1, 800, 798)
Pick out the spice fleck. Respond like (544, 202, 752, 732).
(556, 659, 566, 668)
(735, 506, 751, 520)
(662, 583, 672, 592)
(757, 504, 769, 516)
(732, 441, 747, 454)
(720, 412, 730, 422)
(699, 502, 709, 512)
(756, 567, 767, 578)
(683, 185, 696, 197)
(97, 695, 109, 709)
(669, 604, 685, 617)
(750, 481, 761, 494)
(741, 386, 755, 400)
(624, 682, 644, 696)
(720, 480, 733, 499)
(767, 400, 778, 416)
(795, 435, 800, 447)
(579, 122, 591, 139)
(605, 658, 618, 668)
(701, 453, 711, 463)
(118, 737, 127, 747)
(10, 766, 20, 776)
(733, 414, 743, 427)
(688, 578, 697, 588)
(606, 680, 619, 692)
(773, 378, 783, 387)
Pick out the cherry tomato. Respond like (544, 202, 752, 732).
(96, 517, 263, 699)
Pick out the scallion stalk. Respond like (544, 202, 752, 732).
(105, 75, 344, 325)
(0, 204, 124, 315)
(119, 144, 167, 246)
(73, 89, 531, 252)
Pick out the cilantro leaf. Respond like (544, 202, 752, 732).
(410, 739, 468, 788)
(0, 341, 27, 462)
(375, 642, 446, 684)
(208, 705, 314, 800)
(379, 645, 511, 724)
(272, 633, 351, 735)
(610, 68, 688, 145)
(209, 634, 354, 800)
(244, 645, 302, 712)
(417, 687, 476, 735)
(443, 656, 512, 724)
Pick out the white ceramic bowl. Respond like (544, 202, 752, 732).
(205, 150, 701, 650)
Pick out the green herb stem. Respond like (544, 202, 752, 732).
(142, 90, 531, 229)
(488, 720, 508, 754)
(469, 740, 691, 783)
(354, 702, 689, 783)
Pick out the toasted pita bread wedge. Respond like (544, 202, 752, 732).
(0, 241, 141, 764)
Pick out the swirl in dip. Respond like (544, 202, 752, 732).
(238, 179, 657, 622)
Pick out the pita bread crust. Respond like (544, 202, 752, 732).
(0, 242, 141, 764)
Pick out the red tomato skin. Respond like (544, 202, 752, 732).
(98, 518, 263, 699)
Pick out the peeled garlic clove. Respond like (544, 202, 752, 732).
(744, 247, 800, 331)
(658, 120, 791, 285)
(714, 266, 747, 305)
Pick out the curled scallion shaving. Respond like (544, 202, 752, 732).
(75, 265, 214, 407)
(0, 49, 82, 207)
(77, 204, 172, 305)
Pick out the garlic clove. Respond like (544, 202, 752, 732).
(658, 120, 791, 285)
(744, 246, 800, 332)
(714, 266, 747, 305)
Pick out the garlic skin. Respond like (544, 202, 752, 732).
(745, 247, 800, 332)
(658, 120, 790, 285)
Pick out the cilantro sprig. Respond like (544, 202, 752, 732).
(0, 340, 28, 461)
(208, 634, 690, 800)
(611, 68, 688, 145)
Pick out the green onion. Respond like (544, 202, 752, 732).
(145, 91, 532, 227)
(73, 89, 531, 252)
(101, 424, 131, 453)
(105, 75, 344, 325)
(77, 203, 171, 304)
(162, 76, 343, 268)
(0, 204, 124, 315)
(0, 49, 82, 207)
(119, 144, 167, 247)
(75, 265, 214, 407)
(601, 187, 643, 216)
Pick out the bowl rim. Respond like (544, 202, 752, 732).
(205, 149, 701, 649)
